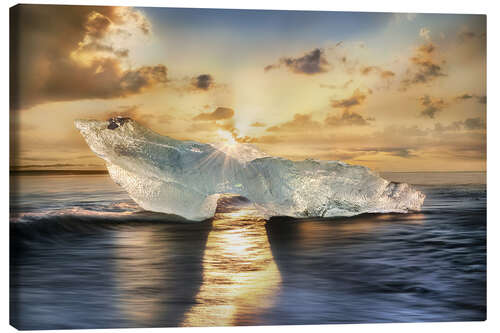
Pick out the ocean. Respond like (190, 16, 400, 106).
(10, 171, 486, 329)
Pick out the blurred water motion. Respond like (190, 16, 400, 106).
(112, 227, 205, 326)
(10, 173, 486, 329)
(110, 196, 282, 327)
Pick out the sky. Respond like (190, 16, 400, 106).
(10, 5, 486, 172)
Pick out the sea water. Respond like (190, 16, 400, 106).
(10, 171, 486, 329)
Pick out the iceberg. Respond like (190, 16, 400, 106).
(75, 117, 425, 221)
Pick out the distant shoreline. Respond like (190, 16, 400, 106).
(10, 170, 109, 175)
(9, 169, 486, 176)
(380, 171, 486, 174)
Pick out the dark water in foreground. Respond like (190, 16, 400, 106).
(10, 172, 486, 329)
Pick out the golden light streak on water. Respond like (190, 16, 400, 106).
(182, 202, 282, 326)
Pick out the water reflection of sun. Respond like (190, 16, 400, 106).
(182, 203, 282, 327)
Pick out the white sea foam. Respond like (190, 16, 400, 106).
(75, 118, 425, 221)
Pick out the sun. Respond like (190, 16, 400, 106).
(217, 130, 237, 147)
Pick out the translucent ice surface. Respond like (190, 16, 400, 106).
(75, 117, 425, 221)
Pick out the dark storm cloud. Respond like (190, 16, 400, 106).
(119, 65, 167, 92)
(459, 30, 477, 40)
(192, 74, 214, 90)
(418, 95, 448, 119)
(401, 43, 446, 89)
(433, 121, 463, 133)
(266, 108, 372, 134)
(420, 91, 484, 119)
(330, 89, 369, 110)
(458, 28, 486, 42)
(325, 111, 372, 127)
(10, 5, 164, 110)
(455, 93, 487, 105)
(431, 118, 485, 133)
(360, 66, 395, 79)
(266, 113, 321, 132)
(455, 93, 474, 101)
(463, 117, 486, 130)
(193, 107, 235, 121)
(37, 59, 167, 103)
(264, 64, 279, 72)
(389, 149, 417, 158)
(114, 49, 129, 58)
(265, 48, 330, 75)
(325, 89, 373, 126)
(370, 147, 418, 158)
(355, 147, 418, 158)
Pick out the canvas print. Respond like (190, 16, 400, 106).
(10, 4, 486, 330)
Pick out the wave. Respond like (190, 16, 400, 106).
(11, 208, 198, 224)
(10, 209, 211, 252)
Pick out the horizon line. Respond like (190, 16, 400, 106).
(9, 169, 487, 174)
